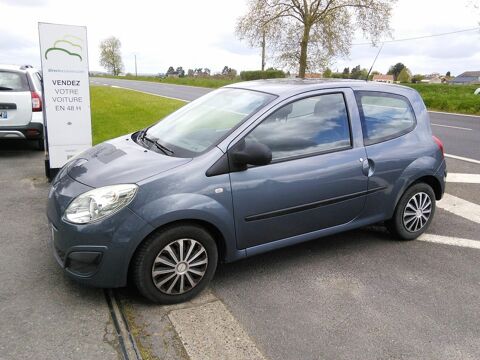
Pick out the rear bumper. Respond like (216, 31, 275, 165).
(0, 122, 43, 139)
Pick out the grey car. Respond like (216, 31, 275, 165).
(47, 79, 446, 303)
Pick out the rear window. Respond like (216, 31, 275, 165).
(0, 71, 29, 91)
(356, 91, 416, 145)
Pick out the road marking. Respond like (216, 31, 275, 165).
(431, 123, 472, 131)
(447, 173, 480, 184)
(108, 84, 190, 102)
(168, 297, 266, 360)
(429, 110, 480, 118)
(437, 193, 480, 224)
(419, 234, 480, 249)
(445, 154, 480, 165)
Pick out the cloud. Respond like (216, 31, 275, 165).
(213, 33, 259, 56)
(0, 0, 48, 6)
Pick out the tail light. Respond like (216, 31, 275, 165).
(31, 91, 42, 112)
(433, 135, 444, 157)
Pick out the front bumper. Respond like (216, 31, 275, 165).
(0, 122, 44, 139)
(47, 173, 154, 288)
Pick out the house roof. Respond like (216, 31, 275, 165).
(372, 74, 394, 81)
(456, 71, 480, 77)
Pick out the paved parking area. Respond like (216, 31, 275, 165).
(0, 142, 120, 360)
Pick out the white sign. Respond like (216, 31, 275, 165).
(38, 22, 92, 169)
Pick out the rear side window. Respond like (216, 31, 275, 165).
(31, 72, 43, 91)
(245, 93, 351, 161)
(0, 71, 29, 91)
(356, 91, 416, 145)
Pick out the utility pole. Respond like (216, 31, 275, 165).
(134, 55, 138, 77)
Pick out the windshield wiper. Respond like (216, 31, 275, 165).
(140, 132, 174, 155)
(155, 140, 174, 155)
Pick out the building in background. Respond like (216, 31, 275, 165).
(450, 71, 480, 85)
(372, 74, 394, 83)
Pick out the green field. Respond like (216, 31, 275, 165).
(90, 86, 185, 144)
(405, 83, 480, 115)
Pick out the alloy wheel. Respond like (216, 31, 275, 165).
(151, 238, 208, 295)
(402, 192, 432, 232)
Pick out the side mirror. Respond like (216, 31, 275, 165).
(230, 140, 272, 170)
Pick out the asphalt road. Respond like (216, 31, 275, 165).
(92, 77, 480, 161)
(0, 142, 121, 359)
(92, 78, 480, 359)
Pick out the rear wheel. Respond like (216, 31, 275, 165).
(386, 183, 436, 240)
(132, 225, 218, 304)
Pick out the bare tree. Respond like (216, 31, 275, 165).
(237, 0, 395, 77)
(99, 37, 124, 76)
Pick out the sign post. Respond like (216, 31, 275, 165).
(38, 22, 92, 180)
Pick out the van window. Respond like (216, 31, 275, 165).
(356, 91, 416, 145)
(245, 93, 351, 161)
(0, 71, 29, 92)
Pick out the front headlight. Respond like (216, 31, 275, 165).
(64, 184, 138, 224)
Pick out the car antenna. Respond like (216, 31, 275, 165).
(366, 42, 384, 81)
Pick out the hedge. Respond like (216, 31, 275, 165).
(240, 69, 286, 81)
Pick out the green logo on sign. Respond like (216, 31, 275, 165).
(45, 35, 83, 61)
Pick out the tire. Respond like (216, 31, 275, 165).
(132, 225, 218, 304)
(33, 139, 44, 151)
(386, 183, 436, 241)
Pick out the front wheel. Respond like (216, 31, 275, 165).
(132, 225, 218, 304)
(386, 183, 436, 240)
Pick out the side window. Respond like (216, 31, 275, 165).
(245, 93, 351, 161)
(32, 72, 43, 91)
(356, 91, 416, 145)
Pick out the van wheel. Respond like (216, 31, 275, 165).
(132, 225, 218, 304)
(386, 183, 436, 240)
(33, 139, 44, 151)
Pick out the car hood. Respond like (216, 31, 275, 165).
(67, 135, 191, 188)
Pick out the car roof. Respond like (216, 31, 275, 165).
(0, 64, 39, 73)
(226, 78, 416, 97)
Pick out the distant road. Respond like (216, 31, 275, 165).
(91, 77, 480, 161)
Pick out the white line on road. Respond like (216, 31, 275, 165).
(108, 84, 190, 102)
(431, 123, 472, 131)
(445, 154, 480, 165)
(437, 193, 480, 224)
(429, 110, 480, 118)
(418, 234, 480, 249)
(447, 173, 480, 184)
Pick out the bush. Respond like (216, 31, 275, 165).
(240, 69, 286, 81)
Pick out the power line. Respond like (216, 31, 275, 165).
(352, 27, 480, 46)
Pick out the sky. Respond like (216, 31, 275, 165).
(0, 0, 479, 76)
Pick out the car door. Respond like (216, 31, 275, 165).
(228, 89, 369, 250)
(354, 90, 421, 220)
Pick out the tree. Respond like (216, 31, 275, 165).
(342, 67, 350, 78)
(236, 0, 394, 77)
(176, 67, 185, 77)
(99, 37, 123, 75)
(411, 74, 424, 83)
(323, 67, 332, 78)
(222, 66, 238, 77)
(387, 62, 406, 81)
(166, 66, 175, 75)
(397, 67, 411, 83)
(446, 71, 451, 77)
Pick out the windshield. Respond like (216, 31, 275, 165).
(145, 88, 276, 157)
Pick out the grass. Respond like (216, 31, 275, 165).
(90, 86, 185, 144)
(97, 74, 239, 89)
(404, 83, 480, 115)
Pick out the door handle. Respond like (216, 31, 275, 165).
(361, 158, 375, 177)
